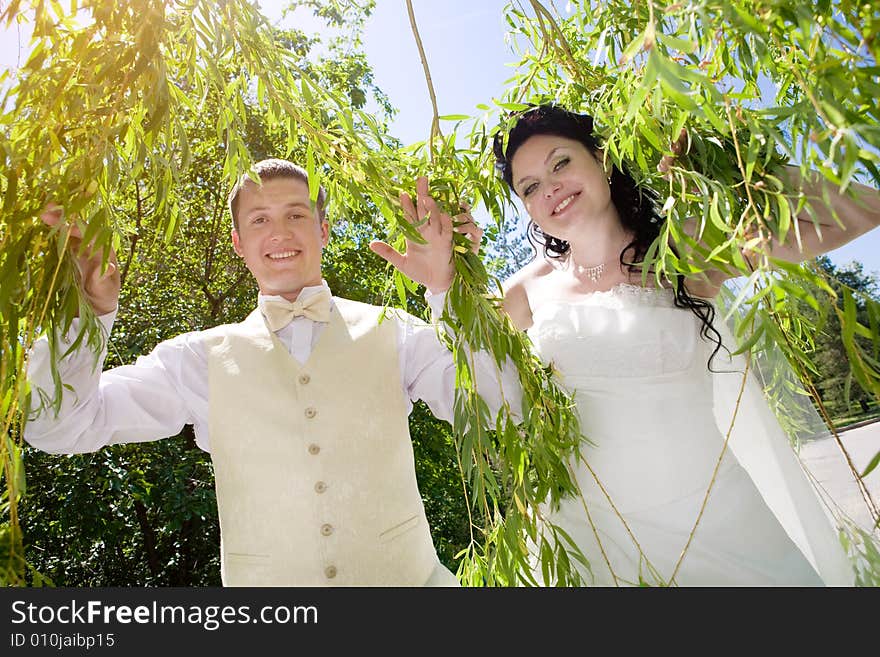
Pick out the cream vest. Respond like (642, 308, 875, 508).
(204, 298, 454, 586)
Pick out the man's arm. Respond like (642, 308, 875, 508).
(397, 292, 523, 424)
(367, 175, 522, 422)
(25, 312, 209, 454)
(25, 204, 209, 454)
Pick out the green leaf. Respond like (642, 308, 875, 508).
(861, 450, 880, 479)
(657, 32, 695, 54)
(619, 26, 648, 64)
(306, 143, 319, 206)
(626, 51, 659, 120)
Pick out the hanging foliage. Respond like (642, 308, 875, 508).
(2, 0, 879, 586)
(0, 0, 585, 587)
(483, 0, 880, 575)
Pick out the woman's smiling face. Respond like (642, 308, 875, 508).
(510, 133, 613, 241)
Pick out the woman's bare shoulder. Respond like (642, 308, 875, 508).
(503, 258, 553, 290)
(501, 258, 552, 331)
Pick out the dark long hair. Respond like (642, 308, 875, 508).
(493, 104, 723, 367)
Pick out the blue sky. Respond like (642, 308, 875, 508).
(2, 0, 878, 277)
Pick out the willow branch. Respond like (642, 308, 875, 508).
(405, 0, 442, 158)
(528, 0, 580, 77)
(120, 181, 143, 288)
(670, 343, 752, 583)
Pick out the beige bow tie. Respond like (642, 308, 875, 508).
(260, 290, 332, 331)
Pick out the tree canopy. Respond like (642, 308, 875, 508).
(2, 0, 879, 586)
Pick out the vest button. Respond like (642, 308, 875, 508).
(308, 443, 320, 455)
(324, 565, 337, 579)
(298, 374, 311, 385)
(305, 407, 317, 419)
(314, 481, 327, 494)
(320, 523, 334, 536)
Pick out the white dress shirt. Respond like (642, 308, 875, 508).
(25, 281, 521, 454)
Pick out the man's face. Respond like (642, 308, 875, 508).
(231, 177, 329, 301)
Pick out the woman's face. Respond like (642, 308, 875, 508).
(509, 133, 612, 241)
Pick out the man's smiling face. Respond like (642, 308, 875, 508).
(231, 177, 329, 301)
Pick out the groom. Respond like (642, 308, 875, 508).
(25, 158, 517, 586)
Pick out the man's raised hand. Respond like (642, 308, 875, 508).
(369, 176, 483, 294)
(41, 203, 120, 315)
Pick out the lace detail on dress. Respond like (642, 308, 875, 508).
(527, 283, 699, 379)
(532, 283, 676, 319)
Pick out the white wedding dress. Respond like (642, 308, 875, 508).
(528, 283, 855, 586)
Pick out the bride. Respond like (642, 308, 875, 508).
(492, 104, 880, 586)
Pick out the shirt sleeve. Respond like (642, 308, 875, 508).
(24, 312, 212, 454)
(396, 291, 523, 424)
